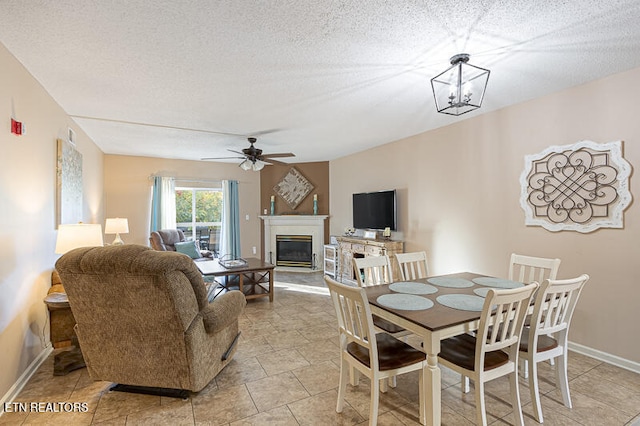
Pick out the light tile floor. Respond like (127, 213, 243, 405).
(2, 271, 640, 425)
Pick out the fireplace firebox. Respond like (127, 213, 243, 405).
(276, 235, 313, 268)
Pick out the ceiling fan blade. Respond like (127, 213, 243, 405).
(261, 153, 295, 158)
(248, 128, 284, 137)
(262, 158, 290, 166)
(228, 149, 246, 155)
(201, 156, 245, 160)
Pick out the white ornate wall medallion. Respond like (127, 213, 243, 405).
(520, 140, 632, 233)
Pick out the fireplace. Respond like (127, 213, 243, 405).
(261, 214, 328, 271)
(276, 235, 313, 268)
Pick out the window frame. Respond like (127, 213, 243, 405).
(175, 184, 223, 242)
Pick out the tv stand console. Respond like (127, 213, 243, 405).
(335, 236, 403, 283)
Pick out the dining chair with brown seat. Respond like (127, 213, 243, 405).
(519, 274, 589, 423)
(325, 276, 428, 426)
(438, 282, 539, 426)
(508, 253, 562, 379)
(462, 254, 561, 394)
(352, 256, 408, 338)
(352, 255, 408, 388)
(395, 251, 429, 281)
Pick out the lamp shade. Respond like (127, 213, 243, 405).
(252, 160, 265, 171)
(55, 223, 104, 254)
(104, 217, 129, 234)
(431, 53, 490, 116)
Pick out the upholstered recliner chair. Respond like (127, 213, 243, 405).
(55, 244, 245, 396)
(149, 229, 213, 260)
(149, 229, 188, 251)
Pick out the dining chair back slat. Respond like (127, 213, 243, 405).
(395, 251, 429, 281)
(478, 285, 538, 363)
(508, 253, 561, 284)
(352, 255, 393, 287)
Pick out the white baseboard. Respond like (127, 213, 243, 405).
(569, 341, 640, 374)
(0, 346, 52, 417)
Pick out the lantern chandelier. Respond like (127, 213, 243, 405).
(431, 53, 490, 116)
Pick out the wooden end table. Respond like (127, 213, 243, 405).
(43, 292, 86, 375)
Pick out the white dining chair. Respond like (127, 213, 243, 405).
(395, 251, 429, 281)
(352, 255, 409, 388)
(438, 283, 539, 426)
(508, 253, 562, 378)
(352, 256, 408, 336)
(519, 274, 589, 423)
(352, 255, 393, 287)
(461, 251, 555, 395)
(508, 253, 561, 283)
(325, 276, 428, 426)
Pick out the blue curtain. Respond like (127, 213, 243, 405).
(150, 176, 162, 232)
(220, 180, 241, 259)
(150, 176, 176, 232)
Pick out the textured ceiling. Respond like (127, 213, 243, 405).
(2, 1, 640, 164)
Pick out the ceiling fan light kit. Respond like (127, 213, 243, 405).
(431, 53, 490, 116)
(240, 159, 265, 171)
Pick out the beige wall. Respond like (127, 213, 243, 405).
(331, 66, 640, 364)
(0, 43, 104, 400)
(104, 155, 261, 258)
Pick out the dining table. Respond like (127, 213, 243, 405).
(364, 271, 526, 426)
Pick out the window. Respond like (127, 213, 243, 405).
(175, 185, 223, 253)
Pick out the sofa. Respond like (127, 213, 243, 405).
(55, 244, 245, 394)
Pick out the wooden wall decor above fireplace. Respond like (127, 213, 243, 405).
(273, 167, 314, 209)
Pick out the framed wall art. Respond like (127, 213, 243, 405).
(273, 167, 314, 210)
(56, 138, 83, 227)
(519, 140, 631, 233)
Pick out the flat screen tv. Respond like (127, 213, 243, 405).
(352, 190, 397, 231)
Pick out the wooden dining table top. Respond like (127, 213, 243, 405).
(364, 272, 518, 332)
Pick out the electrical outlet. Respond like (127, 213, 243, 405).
(252, 246, 257, 255)
(245, 214, 250, 221)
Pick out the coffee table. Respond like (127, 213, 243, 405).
(196, 257, 275, 302)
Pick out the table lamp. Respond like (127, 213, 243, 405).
(104, 217, 129, 245)
(55, 223, 104, 254)
(53, 222, 104, 289)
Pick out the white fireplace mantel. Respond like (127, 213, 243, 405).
(260, 215, 328, 270)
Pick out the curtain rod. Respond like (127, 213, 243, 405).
(148, 175, 250, 184)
